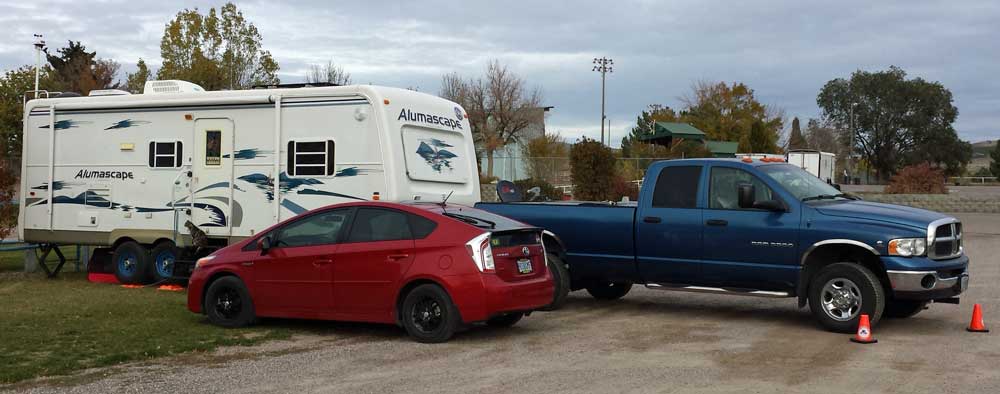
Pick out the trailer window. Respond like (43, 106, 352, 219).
(148, 141, 183, 168)
(287, 140, 335, 176)
(205, 130, 222, 166)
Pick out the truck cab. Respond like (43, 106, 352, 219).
(476, 158, 970, 332)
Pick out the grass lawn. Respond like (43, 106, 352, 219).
(0, 247, 80, 273)
(0, 267, 292, 384)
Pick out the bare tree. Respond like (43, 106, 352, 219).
(306, 60, 351, 85)
(440, 60, 543, 178)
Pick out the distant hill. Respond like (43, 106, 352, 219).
(971, 140, 996, 158)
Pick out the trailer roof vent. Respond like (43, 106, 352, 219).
(89, 89, 131, 97)
(143, 80, 206, 95)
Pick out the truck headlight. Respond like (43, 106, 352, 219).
(888, 238, 926, 257)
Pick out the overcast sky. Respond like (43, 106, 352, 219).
(1, 0, 997, 145)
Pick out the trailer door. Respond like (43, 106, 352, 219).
(191, 118, 235, 236)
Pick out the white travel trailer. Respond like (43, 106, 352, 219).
(18, 81, 479, 282)
(786, 150, 836, 183)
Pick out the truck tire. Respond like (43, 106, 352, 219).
(884, 300, 928, 319)
(150, 242, 180, 283)
(401, 284, 461, 343)
(808, 262, 885, 333)
(540, 252, 571, 311)
(113, 241, 151, 285)
(486, 312, 524, 328)
(585, 281, 633, 301)
(204, 276, 256, 328)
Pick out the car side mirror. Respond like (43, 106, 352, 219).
(752, 199, 786, 211)
(737, 183, 755, 209)
(258, 236, 272, 255)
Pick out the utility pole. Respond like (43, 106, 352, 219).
(592, 57, 613, 145)
(849, 102, 858, 183)
(33, 34, 45, 96)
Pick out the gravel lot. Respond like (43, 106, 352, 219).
(6, 213, 999, 394)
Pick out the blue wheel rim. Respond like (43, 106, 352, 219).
(155, 250, 175, 278)
(117, 251, 138, 278)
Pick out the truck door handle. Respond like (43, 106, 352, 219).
(642, 216, 662, 224)
(312, 259, 333, 267)
(706, 219, 728, 226)
(387, 254, 410, 261)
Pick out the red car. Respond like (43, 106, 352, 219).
(187, 201, 553, 343)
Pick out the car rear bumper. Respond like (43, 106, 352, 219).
(451, 271, 554, 323)
(882, 255, 969, 300)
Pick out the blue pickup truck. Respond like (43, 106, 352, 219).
(476, 158, 970, 332)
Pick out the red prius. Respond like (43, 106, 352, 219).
(187, 201, 553, 343)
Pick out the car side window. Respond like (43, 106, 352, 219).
(274, 209, 351, 248)
(651, 166, 702, 208)
(347, 208, 413, 242)
(408, 214, 437, 239)
(709, 167, 774, 210)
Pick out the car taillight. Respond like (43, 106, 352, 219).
(465, 232, 495, 273)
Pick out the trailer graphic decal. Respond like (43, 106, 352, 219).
(105, 119, 151, 130)
(223, 149, 273, 160)
(31, 181, 82, 191)
(238, 172, 367, 203)
(32, 190, 229, 227)
(416, 139, 458, 173)
(39, 120, 91, 130)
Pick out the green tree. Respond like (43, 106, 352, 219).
(620, 104, 678, 157)
(157, 2, 279, 90)
(991, 141, 1000, 178)
(1, 66, 61, 165)
(680, 81, 783, 151)
(817, 66, 970, 181)
(787, 117, 807, 150)
(125, 59, 151, 94)
(45, 41, 119, 96)
(570, 137, 616, 201)
(521, 132, 568, 184)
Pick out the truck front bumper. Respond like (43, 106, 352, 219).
(883, 255, 969, 300)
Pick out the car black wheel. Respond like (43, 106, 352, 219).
(808, 262, 885, 333)
(585, 281, 633, 301)
(540, 252, 570, 311)
(885, 300, 928, 319)
(150, 242, 181, 283)
(401, 284, 460, 343)
(113, 241, 151, 285)
(486, 312, 524, 328)
(204, 276, 256, 328)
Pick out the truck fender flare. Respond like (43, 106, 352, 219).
(541, 230, 567, 258)
(796, 239, 880, 307)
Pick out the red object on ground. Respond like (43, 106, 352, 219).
(87, 272, 119, 284)
(968, 304, 990, 333)
(120, 284, 144, 289)
(158, 284, 186, 292)
(850, 314, 878, 344)
(186, 201, 553, 338)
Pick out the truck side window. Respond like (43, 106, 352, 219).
(709, 167, 773, 209)
(651, 166, 701, 208)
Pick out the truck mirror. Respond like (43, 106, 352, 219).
(738, 183, 755, 209)
(752, 199, 786, 211)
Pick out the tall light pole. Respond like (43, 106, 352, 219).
(33, 34, 45, 96)
(592, 57, 613, 145)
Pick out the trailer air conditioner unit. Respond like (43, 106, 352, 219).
(143, 80, 206, 95)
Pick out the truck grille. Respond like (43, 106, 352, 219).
(928, 220, 962, 260)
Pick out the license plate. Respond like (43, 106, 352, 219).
(961, 274, 969, 292)
(517, 259, 533, 274)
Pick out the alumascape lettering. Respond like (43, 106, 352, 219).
(74, 169, 134, 180)
(397, 109, 463, 130)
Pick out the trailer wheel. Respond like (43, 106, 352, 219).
(113, 241, 151, 284)
(150, 242, 180, 283)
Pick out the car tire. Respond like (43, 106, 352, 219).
(540, 252, 571, 311)
(401, 284, 461, 343)
(585, 281, 633, 301)
(808, 262, 885, 333)
(150, 242, 181, 283)
(204, 276, 256, 328)
(486, 312, 524, 328)
(113, 241, 151, 285)
(884, 300, 928, 319)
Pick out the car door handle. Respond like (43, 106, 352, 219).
(387, 254, 410, 261)
(312, 259, 333, 267)
(642, 216, 662, 224)
(706, 219, 728, 226)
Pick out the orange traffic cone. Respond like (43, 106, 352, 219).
(967, 304, 990, 333)
(850, 314, 878, 344)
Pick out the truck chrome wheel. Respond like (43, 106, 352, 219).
(821, 278, 862, 321)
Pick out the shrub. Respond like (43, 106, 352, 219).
(885, 163, 948, 194)
(0, 159, 17, 240)
(570, 138, 616, 201)
(514, 178, 564, 201)
(610, 175, 640, 202)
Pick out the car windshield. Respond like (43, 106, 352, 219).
(758, 164, 845, 201)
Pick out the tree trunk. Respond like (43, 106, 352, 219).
(486, 149, 495, 179)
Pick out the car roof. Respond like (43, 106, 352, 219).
(305, 201, 537, 232)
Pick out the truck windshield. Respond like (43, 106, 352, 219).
(758, 164, 845, 201)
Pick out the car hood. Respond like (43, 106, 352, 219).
(812, 200, 951, 230)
